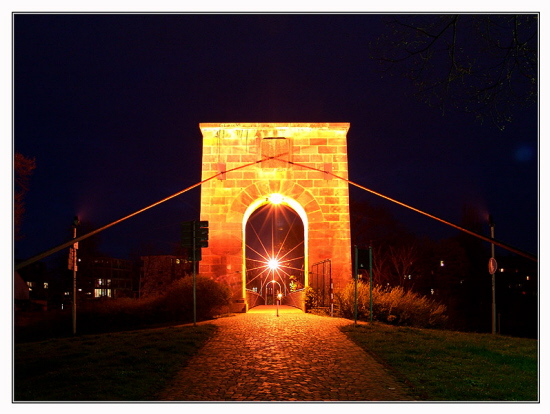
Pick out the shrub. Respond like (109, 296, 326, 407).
(304, 286, 316, 311)
(336, 281, 448, 328)
(157, 275, 232, 322)
(78, 295, 163, 334)
(66, 275, 231, 333)
(19, 275, 233, 339)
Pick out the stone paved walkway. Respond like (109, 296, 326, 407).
(158, 305, 416, 401)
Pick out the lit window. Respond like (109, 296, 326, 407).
(43, 282, 48, 289)
(526, 276, 530, 281)
(94, 289, 112, 298)
(440, 261, 445, 267)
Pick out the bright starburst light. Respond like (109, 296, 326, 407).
(267, 258, 280, 270)
(268, 193, 283, 204)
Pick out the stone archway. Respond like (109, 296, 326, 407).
(198, 123, 352, 312)
(243, 199, 305, 306)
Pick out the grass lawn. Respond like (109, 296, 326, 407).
(341, 322, 538, 401)
(13, 318, 538, 402)
(14, 324, 217, 401)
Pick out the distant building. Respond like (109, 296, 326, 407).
(493, 255, 538, 338)
(494, 255, 537, 297)
(78, 257, 136, 299)
(15, 260, 49, 310)
(139, 255, 191, 297)
(14, 271, 29, 302)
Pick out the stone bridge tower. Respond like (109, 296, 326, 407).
(198, 123, 352, 312)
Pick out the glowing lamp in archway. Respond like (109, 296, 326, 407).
(268, 193, 284, 204)
(267, 258, 280, 270)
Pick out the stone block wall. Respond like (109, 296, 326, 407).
(199, 123, 352, 310)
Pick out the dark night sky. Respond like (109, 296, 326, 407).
(12, 12, 539, 265)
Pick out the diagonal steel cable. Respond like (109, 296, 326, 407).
(15, 153, 536, 271)
(15, 157, 271, 271)
(283, 158, 537, 262)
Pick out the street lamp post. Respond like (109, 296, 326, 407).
(71, 216, 80, 335)
(489, 216, 497, 335)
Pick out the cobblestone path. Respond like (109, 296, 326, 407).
(158, 306, 416, 401)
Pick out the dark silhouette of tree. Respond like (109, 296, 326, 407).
(387, 243, 419, 289)
(414, 237, 470, 331)
(350, 199, 533, 333)
(350, 200, 423, 288)
(14, 152, 36, 240)
(371, 14, 537, 129)
(129, 241, 191, 298)
(350, 199, 413, 248)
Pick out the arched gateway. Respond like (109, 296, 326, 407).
(198, 123, 352, 312)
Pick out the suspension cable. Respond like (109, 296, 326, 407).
(14, 157, 269, 271)
(285, 159, 537, 262)
(16, 154, 536, 270)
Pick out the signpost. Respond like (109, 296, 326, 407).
(489, 255, 498, 335)
(70, 216, 79, 335)
(488, 257, 498, 275)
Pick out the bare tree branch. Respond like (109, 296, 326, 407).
(371, 14, 537, 129)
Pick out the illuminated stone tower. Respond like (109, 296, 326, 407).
(199, 123, 352, 312)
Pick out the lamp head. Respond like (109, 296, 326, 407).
(267, 258, 280, 270)
(268, 193, 283, 204)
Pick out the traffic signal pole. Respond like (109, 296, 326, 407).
(181, 220, 208, 327)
